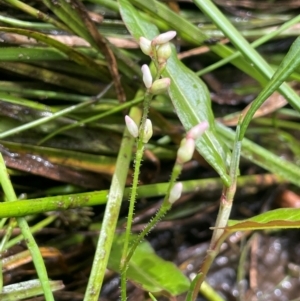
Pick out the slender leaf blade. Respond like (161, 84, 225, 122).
(240, 36, 300, 138)
(0, 280, 63, 301)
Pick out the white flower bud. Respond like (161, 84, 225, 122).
(157, 42, 172, 64)
(186, 121, 209, 140)
(142, 118, 153, 143)
(125, 115, 138, 138)
(139, 37, 152, 56)
(150, 78, 171, 95)
(152, 31, 177, 45)
(168, 182, 183, 204)
(177, 138, 195, 164)
(141, 64, 153, 89)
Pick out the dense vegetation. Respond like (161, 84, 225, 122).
(0, 1, 300, 300)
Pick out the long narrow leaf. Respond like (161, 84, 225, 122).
(240, 36, 300, 138)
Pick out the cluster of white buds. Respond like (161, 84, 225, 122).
(176, 121, 209, 164)
(125, 115, 153, 143)
(139, 31, 176, 93)
(139, 31, 176, 61)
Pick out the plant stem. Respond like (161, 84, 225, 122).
(190, 129, 242, 300)
(125, 163, 182, 267)
(0, 83, 113, 140)
(0, 154, 55, 301)
(197, 14, 300, 76)
(0, 174, 283, 218)
(38, 95, 144, 145)
(83, 106, 140, 301)
(4, 0, 70, 31)
(120, 92, 153, 301)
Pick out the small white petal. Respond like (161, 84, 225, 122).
(177, 138, 195, 164)
(186, 121, 209, 140)
(125, 115, 138, 138)
(168, 182, 183, 204)
(141, 64, 153, 88)
(139, 37, 152, 55)
(152, 31, 177, 45)
(142, 119, 153, 143)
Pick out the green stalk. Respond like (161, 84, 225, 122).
(0, 83, 112, 139)
(197, 14, 300, 76)
(3, 216, 57, 251)
(0, 15, 54, 29)
(124, 163, 182, 267)
(39, 96, 144, 145)
(190, 126, 242, 300)
(0, 154, 54, 301)
(0, 217, 14, 290)
(120, 92, 153, 301)
(3, 0, 70, 31)
(0, 174, 283, 218)
(0, 84, 92, 102)
(83, 106, 140, 301)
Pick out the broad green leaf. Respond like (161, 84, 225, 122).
(0, 280, 63, 301)
(109, 236, 190, 295)
(164, 51, 230, 185)
(130, 0, 265, 84)
(119, 0, 159, 39)
(118, 0, 230, 185)
(228, 208, 300, 231)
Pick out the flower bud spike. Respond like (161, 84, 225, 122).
(142, 118, 153, 143)
(152, 31, 177, 45)
(125, 115, 138, 138)
(141, 64, 153, 89)
(150, 78, 171, 95)
(177, 138, 195, 164)
(139, 37, 152, 56)
(168, 182, 183, 204)
(186, 121, 209, 140)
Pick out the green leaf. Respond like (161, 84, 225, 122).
(240, 36, 300, 139)
(228, 208, 300, 231)
(130, 0, 266, 84)
(118, 0, 230, 186)
(0, 26, 108, 80)
(164, 51, 230, 186)
(119, 0, 159, 39)
(109, 236, 190, 296)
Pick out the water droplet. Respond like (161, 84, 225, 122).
(274, 288, 282, 296)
